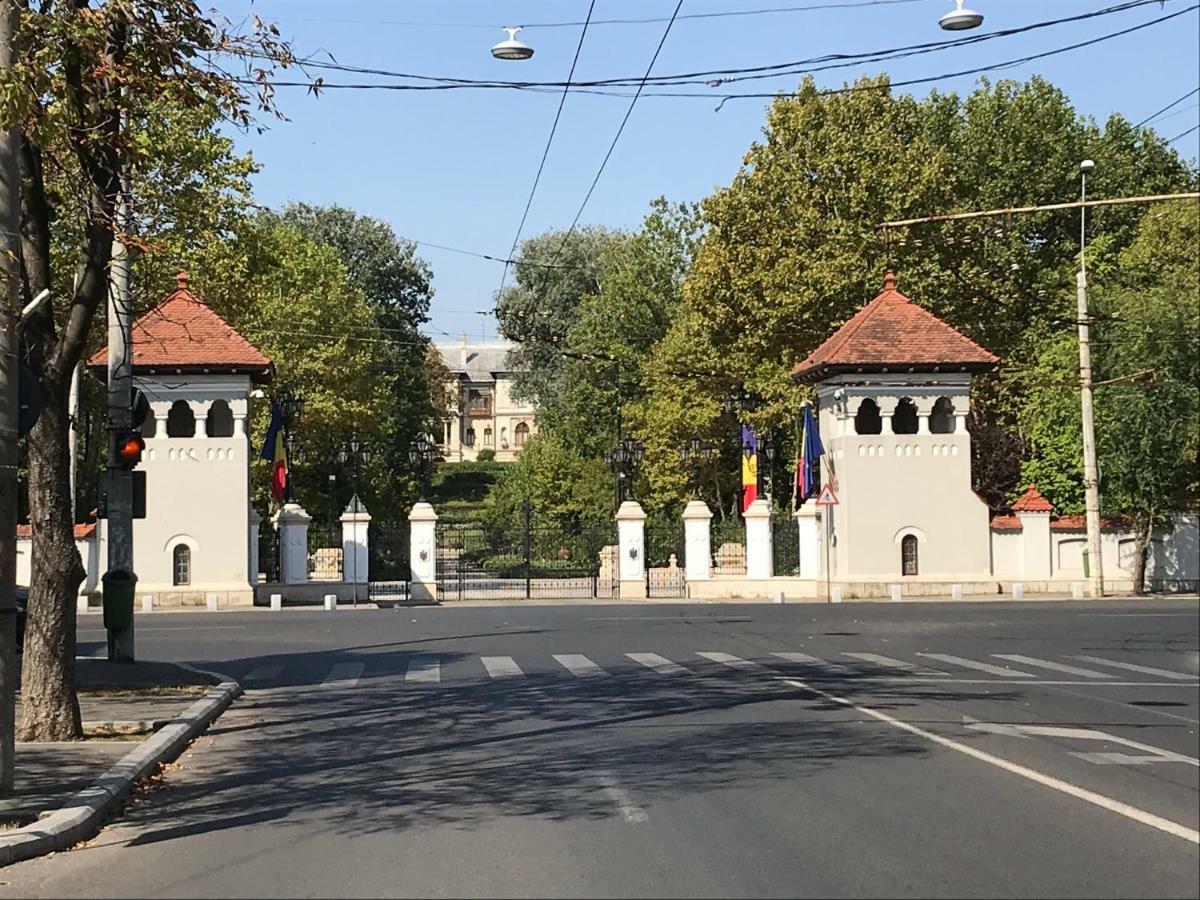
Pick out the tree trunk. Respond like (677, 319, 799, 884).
(1132, 516, 1153, 597)
(18, 383, 85, 741)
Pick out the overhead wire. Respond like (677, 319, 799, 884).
(1135, 86, 1200, 126)
(1165, 123, 1199, 143)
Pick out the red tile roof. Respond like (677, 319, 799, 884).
(1050, 515, 1129, 532)
(17, 523, 97, 540)
(87, 272, 272, 380)
(791, 271, 999, 380)
(1012, 484, 1054, 513)
(989, 515, 1023, 531)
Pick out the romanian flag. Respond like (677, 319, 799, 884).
(740, 424, 757, 513)
(796, 404, 825, 503)
(260, 403, 288, 503)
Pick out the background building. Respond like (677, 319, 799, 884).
(436, 339, 537, 462)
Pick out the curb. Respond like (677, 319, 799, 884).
(0, 666, 241, 868)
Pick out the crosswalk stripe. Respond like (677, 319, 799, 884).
(992, 654, 1113, 679)
(243, 664, 283, 683)
(405, 656, 441, 684)
(626, 653, 687, 675)
(770, 652, 854, 674)
(481, 656, 525, 680)
(1071, 655, 1197, 681)
(697, 651, 759, 670)
(321, 662, 364, 689)
(917, 653, 1036, 678)
(553, 654, 606, 678)
(842, 652, 947, 675)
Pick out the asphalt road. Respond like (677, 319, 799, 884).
(5, 598, 1198, 898)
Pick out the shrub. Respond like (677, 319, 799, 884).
(476, 448, 496, 462)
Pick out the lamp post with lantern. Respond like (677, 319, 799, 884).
(337, 438, 373, 605)
(678, 437, 716, 500)
(606, 435, 645, 510)
(409, 434, 438, 500)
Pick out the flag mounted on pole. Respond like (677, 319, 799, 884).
(796, 404, 825, 502)
(260, 403, 288, 503)
(740, 424, 758, 513)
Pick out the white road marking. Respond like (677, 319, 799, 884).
(243, 665, 284, 683)
(843, 652, 947, 675)
(964, 720, 1199, 766)
(626, 653, 687, 675)
(1072, 655, 1196, 681)
(918, 653, 1035, 678)
(770, 652, 855, 674)
(697, 651, 759, 670)
(320, 662, 364, 689)
(480, 656, 524, 680)
(553, 654, 606, 678)
(779, 677, 1199, 845)
(992, 655, 1114, 679)
(597, 770, 648, 824)
(405, 656, 441, 684)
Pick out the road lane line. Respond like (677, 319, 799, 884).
(626, 653, 687, 675)
(553, 654, 606, 678)
(778, 677, 1200, 845)
(243, 665, 284, 683)
(843, 652, 947, 675)
(405, 656, 441, 684)
(918, 653, 1036, 678)
(992, 655, 1113, 679)
(770, 652, 855, 674)
(697, 651, 759, 670)
(1072, 655, 1196, 681)
(320, 662, 364, 689)
(597, 771, 648, 824)
(481, 656, 525, 680)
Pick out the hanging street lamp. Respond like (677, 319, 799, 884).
(939, 0, 984, 31)
(492, 26, 534, 60)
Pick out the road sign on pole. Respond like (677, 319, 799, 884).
(814, 484, 839, 506)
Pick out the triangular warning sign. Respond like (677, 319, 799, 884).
(814, 484, 839, 506)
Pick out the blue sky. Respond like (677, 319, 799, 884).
(214, 1, 1200, 341)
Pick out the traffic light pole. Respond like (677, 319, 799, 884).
(106, 178, 135, 663)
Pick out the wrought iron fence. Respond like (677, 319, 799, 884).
(257, 520, 279, 583)
(307, 522, 343, 581)
(711, 516, 747, 575)
(774, 511, 800, 577)
(645, 514, 686, 598)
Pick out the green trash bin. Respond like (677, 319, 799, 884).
(102, 569, 137, 631)
(1081, 549, 1090, 578)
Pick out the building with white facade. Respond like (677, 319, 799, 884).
(436, 339, 536, 462)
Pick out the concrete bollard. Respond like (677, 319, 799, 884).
(77, 594, 91, 615)
(951, 583, 963, 602)
(1071, 582, 1085, 600)
(206, 593, 219, 611)
(324, 593, 337, 611)
(270, 593, 283, 611)
(141, 595, 154, 613)
(830, 586, 843, 604)
(889, 584, 902, 603)
(1012, 583, 1024, 601)
(773, 590, 784, 604)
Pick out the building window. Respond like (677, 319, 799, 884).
(901, 535, 918, 576)
(465, 427, 476, 447)
(173, 544, 191, 586)
(930, 397, 955, 434)
(854, 399, 882, 435)
(892, 399, 919, 434)
(206, 400, 234, 438)
(467, 389, 492, 417)
(166, 400, 196, 438)
(483, 427, 493, 447)
(514, 422, 530, 446)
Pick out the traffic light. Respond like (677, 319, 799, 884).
(112, 428, 145, 469)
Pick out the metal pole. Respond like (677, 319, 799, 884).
(824, 510, 832, 604)
(0, 0, 22, 795)
(1077, 167, 1104, 598)
(522, 498, 532, 600)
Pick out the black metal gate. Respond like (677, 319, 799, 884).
(436, 512, 616, 600)
(774, 511, 800, 577)
(257, 520, 280, 583)
(368, 522, 410, 605)
(646, 515, 687, 598)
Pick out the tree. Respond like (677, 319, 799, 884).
(7, 1, 293, 740)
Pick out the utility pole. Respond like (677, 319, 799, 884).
(106, 169, 136, 661)
(0, 0, 21, 795)
(1076, 159, 1104, 598)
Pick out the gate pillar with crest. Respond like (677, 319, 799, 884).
(409, 502, 438, 601)
(274, 503, 311, 584)
(616, 500, 647, 599)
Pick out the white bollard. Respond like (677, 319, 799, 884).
(1071, 582, 1085, 600)
(324, 593, 337, 611)
(141, 595, 153, 613)
(206, 593, 219, 611)
(890, 584, 902, 603)
(830, 586, 843, 604)
(1012, 583, 1024, 601)
(773, 590, 784, 604)
(270, 592, 283, 611)
(77, 594, 91, 615)
(951, 583, 963, 602)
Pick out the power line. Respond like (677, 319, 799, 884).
(1135, 86, 1200, 126)
(1166, 123, 1200, 143)
(497, 1, 598, 302)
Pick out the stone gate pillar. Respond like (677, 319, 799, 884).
(616, 500, 647, 599)
(273, 503, 311, 584)
(340, 495, 372, 585)
(682, 499, 712, 582)
(744, 498, 774, 580)
(795, 503, 821, 579)
(409, 502, 438, 602)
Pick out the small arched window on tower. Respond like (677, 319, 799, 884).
(901, 534, 919, 576)
(854, 399, 882, 435)
(205, 400, 234, 438)
(141, 414, 157, 439)
(930, 397, 955, 434)
(892, 398, 919, 434)
(166, 400, 196, 438)
(173, 544, 191, 586)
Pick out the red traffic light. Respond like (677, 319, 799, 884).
(114, 430, 145, 468)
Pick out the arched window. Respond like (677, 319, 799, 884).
(892, 398, 919, 434)
(465, 427, 476, 447)
(483, 427, 493, 447)
(173, 544, 191, 586)
(205, 400, 234, 438)
(930, 397, 955, 434)
(514, 422, 530, 446)
(901, 535, 919, 576)
(166, 400, 196, 438)
(142, 414, 158, 439)
(854, 399, 882, 435)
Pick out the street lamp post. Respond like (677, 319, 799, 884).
(723, 387, 760, 514)
(606, 435, 645, 508)
(1076, 159, 1104, 598)
(409, 434, 438, 501)
(678, 437, 716, 500)
(337, 439, 373, 606)
(760, 437, 777, 502)
(277, 388, 305, 504)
